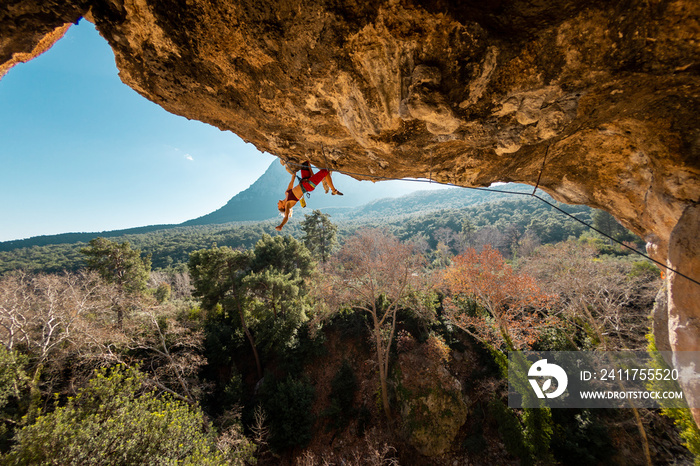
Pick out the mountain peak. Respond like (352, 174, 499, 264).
(181, 161, 425, 226)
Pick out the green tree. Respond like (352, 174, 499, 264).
(250, 234, 315, 282)
(80, 238, 151, 327)
(80, 237, 151, 293)
(259, 375, 315, 451)
(324, 360, 358, 432)
(0, 347, 28, 414)
(301, 210, 337, 264)
(189, 246, 263, 379)
(591, 210, 629, 245)
(460, 218, 476, 250)
(5, 365, 224, 465)
(189, 235, 315, 380)
(0, 346, 29, 451)
(244, 269, 311, 359)
(248, 235, 315, 356)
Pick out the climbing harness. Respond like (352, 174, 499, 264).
(296, 174, 315, 208)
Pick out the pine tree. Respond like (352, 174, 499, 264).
(80, 237, 151, 327)
(80, 237, 151, 294)
(591, 210, 628, 245)
(301, 210, 337, 264)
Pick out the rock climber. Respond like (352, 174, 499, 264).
(276, 160, 342, 230)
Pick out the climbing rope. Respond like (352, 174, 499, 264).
(532, 143, 550, 195)
(281, 156, 700, 286)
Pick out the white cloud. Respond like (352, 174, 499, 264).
(185, 154, 194, 161)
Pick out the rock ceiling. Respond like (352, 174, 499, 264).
(2, 0, 699, 414)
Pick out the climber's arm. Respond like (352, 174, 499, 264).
(276, 202, 292, 230)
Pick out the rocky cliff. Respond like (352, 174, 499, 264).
(2, 0, 699, 414)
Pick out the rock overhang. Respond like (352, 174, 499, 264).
(2, 0, 699, 406)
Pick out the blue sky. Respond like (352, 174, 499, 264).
(0, 21, 275, 241)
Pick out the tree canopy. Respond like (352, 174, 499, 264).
(5, 365, 224, 465)
(301, 210, 338, 263)
(80, 237, 151, 293)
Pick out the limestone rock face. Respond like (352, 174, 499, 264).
(0, 1, 86, 77)
(1, 0, 699, 417)
(667, 205, 700, 417)
(395, 336, 468, 456)
(2, 0, 698, 242)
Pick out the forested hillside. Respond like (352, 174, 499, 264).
(0, 184, 622, 275)
(0, 216, 690, 465)
(0, 161, 422, 252)
(182, 160, 421, 226)
(6, 174, 686, 465)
